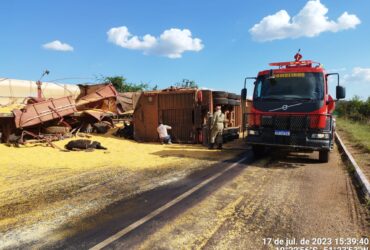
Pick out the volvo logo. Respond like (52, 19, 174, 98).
(269, 103, 303, 112)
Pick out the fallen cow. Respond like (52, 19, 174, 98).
(65, 139, 107, 151)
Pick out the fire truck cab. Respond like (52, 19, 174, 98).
(241, 53, 346, 162)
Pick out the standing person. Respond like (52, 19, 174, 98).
(209, 106, 225, 149)
(157, 122, 172, 144)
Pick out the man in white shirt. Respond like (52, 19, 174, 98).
(157, 122, 172, 144)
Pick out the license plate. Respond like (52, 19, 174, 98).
(275, 130, 290, 136)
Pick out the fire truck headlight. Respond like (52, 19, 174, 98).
(311, 133, 330, 139)
(248, 130, 259, 136)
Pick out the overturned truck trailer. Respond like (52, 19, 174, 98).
(0, 83, 122, 143)
(133, 88, 246, 144)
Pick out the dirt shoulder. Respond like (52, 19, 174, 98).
(0, 133, 246, 249)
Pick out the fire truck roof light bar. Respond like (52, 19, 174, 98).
(269, 60, 321, 68)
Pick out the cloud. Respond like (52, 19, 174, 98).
(327, 67, 347, 72)
(343, 67, 370, 85)
(249, 0, 361, 42)
(42, 40, 74, 51)
(107, 26, 204, 58)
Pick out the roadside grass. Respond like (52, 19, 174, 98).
(336, 118, 370, 153)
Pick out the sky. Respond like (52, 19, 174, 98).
(1, 0, 369, 99)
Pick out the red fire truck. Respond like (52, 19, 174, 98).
(241, 52, 346, 162)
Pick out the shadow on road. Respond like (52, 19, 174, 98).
(255, 149, 321, 169)
(44, 151, 253, 250)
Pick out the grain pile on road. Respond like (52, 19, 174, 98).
(0, 104, 25, 113)
(0, 130, 244, 248)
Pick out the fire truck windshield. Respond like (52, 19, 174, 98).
(254, 72, 324, 101)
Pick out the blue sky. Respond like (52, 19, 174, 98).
(1, 0, 369, 99)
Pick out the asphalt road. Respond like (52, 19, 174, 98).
(52, 146, 369, 250)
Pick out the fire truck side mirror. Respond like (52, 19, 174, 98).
(336, 85, 346, 100)
(241, 88, 247, 101)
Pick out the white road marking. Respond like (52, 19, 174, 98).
(89, 156, 248, 250)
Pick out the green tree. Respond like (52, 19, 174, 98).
(104, 76, 126, 92)
(176, 79, 198, 88)
(336, 96, 370, 123)
(122, 82, 150, 92)
(103, 76, 152, 92)
(359, 97, 370, 119)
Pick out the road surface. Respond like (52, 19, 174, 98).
(50, 146, 369, 250)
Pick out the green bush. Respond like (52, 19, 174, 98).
(102, 76, 153, 92)
(336, 96, 370, 123)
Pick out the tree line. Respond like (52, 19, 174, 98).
(335, 96, 370, 123)
(103, 76, 198, 92)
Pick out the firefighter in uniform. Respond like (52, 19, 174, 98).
(209, 106, 225, 149)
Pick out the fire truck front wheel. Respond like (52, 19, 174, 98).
(319, 150, 329, 163)
(252, 145, 265, 158)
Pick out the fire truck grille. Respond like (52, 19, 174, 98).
(247, 113, 333, 149)
(261, 131, 306, 145)
(261, 115, 309, 131)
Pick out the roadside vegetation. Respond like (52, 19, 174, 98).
(335, 96, 370, 152)
(336, 96, 370, 123)
(336, 118, 370, 152)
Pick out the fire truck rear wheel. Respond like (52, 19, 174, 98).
(319, 150, 329, 163)
(252, 145, 265, 158)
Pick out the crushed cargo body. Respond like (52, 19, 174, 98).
(0, 83, 122, 144)
(13, 96, 77, 128)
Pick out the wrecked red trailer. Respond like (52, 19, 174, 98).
(13, 96, 77, 128)
(0, 83, 121, 143)
(11, 84, 119, 129)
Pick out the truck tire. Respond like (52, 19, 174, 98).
(213, 98, 228, 105)
(319, 150, 329, 163)
(228, 99, 237, 105)
(228, 93, 238, 99)
(252, 145, 265, 158)
(227, 99, 241, 106)
(213, 91, 228, 98)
